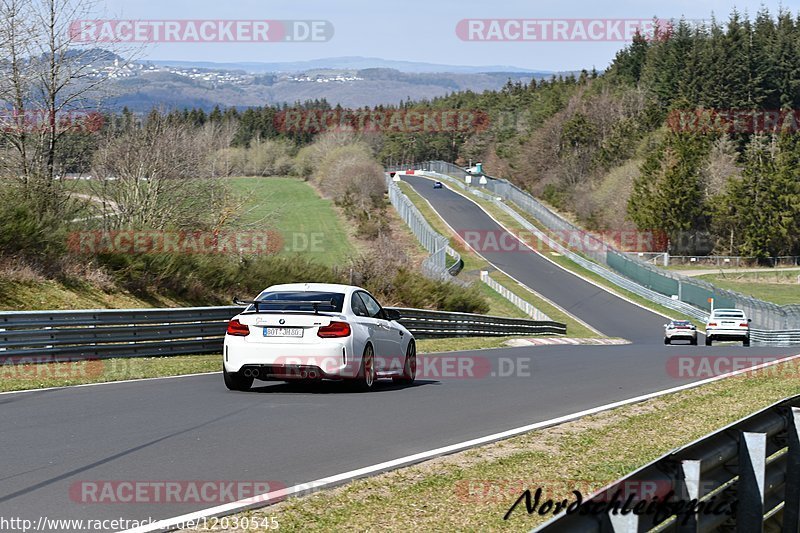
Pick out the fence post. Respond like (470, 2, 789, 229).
(737, 431, 767, 533)
(784, 407, 800, 533)
(679, 460, 702, 532)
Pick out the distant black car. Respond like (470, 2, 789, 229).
(433, 181, 443, 189)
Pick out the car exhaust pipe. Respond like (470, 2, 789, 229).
(307, 370, 318, 379)
(250, 368, 260, 378)
(243, 369, 253, 377)
(300, 370, 309, 379)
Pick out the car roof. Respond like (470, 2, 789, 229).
(260, 283, 364, 294)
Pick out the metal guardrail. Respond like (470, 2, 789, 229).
(666, 255, 800, 268)
(750, 329, 800, 347)
(391, 307, 565, 338)
(480, 271, 552, 321)
(533, 394, 800, 532)
(0, 306, 566, 361)
(0, 306, 239, 360)
(385, 173, 465, 285)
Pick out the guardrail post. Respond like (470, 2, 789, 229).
(607, 508, 639, 532)
(678, 460, 701, 532)
(737, 431, 767, 533)
(784, 407, 800, 533)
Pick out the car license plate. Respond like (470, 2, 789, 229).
(263, 327, 303, 337)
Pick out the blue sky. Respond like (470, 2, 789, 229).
(95, 0, 800, 70)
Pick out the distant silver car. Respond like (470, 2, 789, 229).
(433, 181, 443, 189)
(664, 320, 698, 345)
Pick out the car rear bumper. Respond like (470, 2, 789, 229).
(223, 337, 357, 378)
(666, 332, 697, 340)
(706, 329, 749, 340)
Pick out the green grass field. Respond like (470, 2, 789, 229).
(227, 177, 358, 267)
(696, 271, 800, 305)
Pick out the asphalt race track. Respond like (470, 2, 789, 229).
(1, 177, 797, 529)
(401, 174, 668, 343)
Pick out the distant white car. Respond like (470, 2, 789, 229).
(664, 320, 698, 345)
(223, 283, 416, 391)
(705, 308, 751, 346)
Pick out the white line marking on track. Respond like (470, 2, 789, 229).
(0, 371, 220, 396)
(123, 352, 800, 533)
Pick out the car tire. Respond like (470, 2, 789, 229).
(394, 340, 416, 385)
(664, 337, 670, 345)
(743, 338, 750, 347)
(690, 337, 698, 346)
(705, 336, 712, 346)
(223, 364, 253, 391)
(352, 343, 376, 392)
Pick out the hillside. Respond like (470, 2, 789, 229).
(381, 8, 800, 260)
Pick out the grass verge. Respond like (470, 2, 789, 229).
(0, 354, 221, 393)
(227, 176, 357, 267)
(0, 336, 537, 393)
(696, 272, 800, 306)
(0, 278, 189, 311)
(223, 359, 800, 532)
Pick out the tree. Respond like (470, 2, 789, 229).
(0, 0, 118, 208)
(628, 133, 710, 253)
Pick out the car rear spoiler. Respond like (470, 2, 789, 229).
(233, 297, 337, 314)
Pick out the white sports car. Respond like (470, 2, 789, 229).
(223, 283, 416, 391)
(664, 320, 698, 345)
(705, 308, 751, 346)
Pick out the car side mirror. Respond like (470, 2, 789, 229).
(748, 318, 752, 323)
(385, 309, 402, 321)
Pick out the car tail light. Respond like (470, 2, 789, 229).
(740, 323, 749, 327)
(708, 322, 717, 327)
(318, 321, 351, 338)
(227, 319, 250, 337)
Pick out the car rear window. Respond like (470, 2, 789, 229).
(250, 291, 345, 313)
(713, 311, 745, 318)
